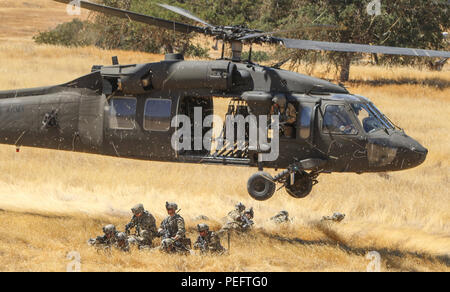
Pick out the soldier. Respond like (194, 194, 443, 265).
(193, 224, 225, 255)
(157, 202, 190, 254)
(87, 224, 119, 250)
(241, 208, 254, 231)
(270, 210, 290, 224)
(270, 95, 297, 138)
(227, 202, 246, 222)
(220, 205, 254, 233)
(322, 212, 346, 223)
(125, 203, 157, 248)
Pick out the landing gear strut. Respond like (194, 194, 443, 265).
(274, 167, 319, 199)
(246, 164, 319, 201)
(285, 171, 318, 198)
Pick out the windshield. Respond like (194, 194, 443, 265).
(367, 103, 395, 129)
(323, 105, 358, 135)
(350, 103, 394, 133)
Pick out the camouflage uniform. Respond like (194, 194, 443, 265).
(228, 203, 246, 221)
(193, 224, 225, 255)
(116, 232, 130, 252)
(270, 95, 297, 137)
(158, 202, 190, 253)
(322, 212, 345, 223)
(220, 205, 254, 233)
(88, 224, 120, 250)
(270, 210, 290, 224)
(125, 204, 157, 248)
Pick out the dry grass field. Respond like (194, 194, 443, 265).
(0, 0, 449, 272)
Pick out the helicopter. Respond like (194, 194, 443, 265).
(0, 1, 447, 201)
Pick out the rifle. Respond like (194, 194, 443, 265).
(241, 215, 254, 230)
(126, 216, 141, 236)
(196, 236, 207, 253)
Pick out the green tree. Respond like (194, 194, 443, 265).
(35, 0, 448, 77)
(272, 0, 449, 81)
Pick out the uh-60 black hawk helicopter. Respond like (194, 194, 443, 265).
(0, 1, 448, 201)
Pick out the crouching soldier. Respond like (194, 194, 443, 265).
(88, 224, 119, 250)
(229, 203, 246, 221)
(270, 210, 290, 224)
(219, 203, 245, 232)
(220, 205, 254, 234)
(322, 212, 345, 223)
(194, 224, 225, 255)
(158, 202, 191, 254)
(125, 204, 157, 249)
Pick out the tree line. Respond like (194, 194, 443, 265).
(34, 0, 449, 81)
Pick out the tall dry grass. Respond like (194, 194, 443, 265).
(0, 0, 449, 272)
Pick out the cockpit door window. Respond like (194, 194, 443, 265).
(144, 98, 172, 132)
(109, 97, 137, 130)
(322, 105, 358, 135)
(299, 105, 313, 139)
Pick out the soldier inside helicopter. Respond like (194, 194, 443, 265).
(270, 95, 297, 138)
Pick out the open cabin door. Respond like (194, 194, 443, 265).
(174, 96, 213, 157)
(175, 96, 251, 166)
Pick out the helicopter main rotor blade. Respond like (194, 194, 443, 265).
(238, 25, 340, 41)
(157, 3, 214, 28)
(53, 0, 207, 34)
(276, 38, 450, 58)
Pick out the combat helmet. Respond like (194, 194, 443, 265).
(117, 232, 127, 241)
(235, 202, 246, 212)
(131, 203, 145, 215)
(197, 223, 209, 232)
(103, 224, 116, 235)
(166, 202, 178, 210)
(279, 210, 289, 217)
(272, 94, 287, 108)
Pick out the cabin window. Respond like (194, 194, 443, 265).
(322, 105, 358, 135)
(144, 99, 172, 132)
(299, 105, 313, 139)
(109, 97, 137, 130)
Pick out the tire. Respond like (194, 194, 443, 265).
(247, 171, 276, 201)
(286, 171, 313, 199)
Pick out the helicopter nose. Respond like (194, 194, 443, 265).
(395, 136, 428, 170)
(408, 143, 428, 165)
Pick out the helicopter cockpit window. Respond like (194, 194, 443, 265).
(351, 103, 387, 133)
(322, 105, 358, 135)
(144, 99, 172, 132)
(299, 105, 312, 139)
(367, 103, 395, 129)
(109, 97, 137, 130)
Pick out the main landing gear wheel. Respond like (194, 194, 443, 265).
(247, 171, 276, 201)
(285, 171, 314, 199)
